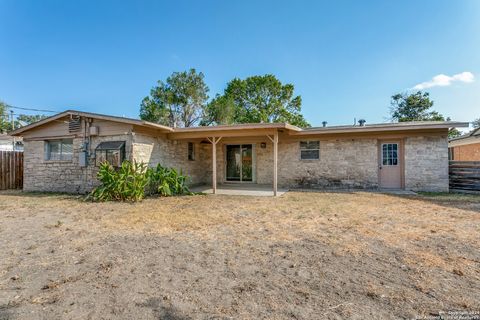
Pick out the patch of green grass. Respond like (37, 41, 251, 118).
(417, 192, 480, 203)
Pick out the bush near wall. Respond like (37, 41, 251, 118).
(89, 161, 191, 202)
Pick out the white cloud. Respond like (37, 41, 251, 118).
(413, 71, 474, 90)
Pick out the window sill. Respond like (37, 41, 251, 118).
(300, 158, 320, 161)
(44, 160, 73, 163)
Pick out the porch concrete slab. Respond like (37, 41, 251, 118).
(190, 184, 288, 197)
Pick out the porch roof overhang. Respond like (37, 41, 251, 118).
(167, 123, 300, 140)
(289, 121, 469, 136)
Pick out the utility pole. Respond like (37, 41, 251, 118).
(10, 110, 15, 150)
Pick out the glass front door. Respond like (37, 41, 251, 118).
(226, 144, 253, 182)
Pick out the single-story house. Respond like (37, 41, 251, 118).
(0, 134, 23, 151)
(9, 110, 468, 194)
(448, 127, 480, 161)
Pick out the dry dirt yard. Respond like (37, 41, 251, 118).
(0, 190, 479, 320)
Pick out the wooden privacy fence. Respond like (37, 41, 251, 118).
(0, 151, 23, 190)
(449, 161, 480, 192)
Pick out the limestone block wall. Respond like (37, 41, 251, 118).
(275, 138, 379, 189)
(199, 139, 378, 188)
(23, 134, 132, 193)
(131, 134, 209, 185)
(404, 135, 449, 192)
(22, 131, 450, 193)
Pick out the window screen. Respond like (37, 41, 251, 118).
(300, 141, 320, 160)
(382, 143, 398, 166)
(45, 139, 73, 161)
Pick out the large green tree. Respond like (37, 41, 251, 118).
(140, 69, 209, 127)
(389, 91, 460, 138)
(202, 75, 310, 127)
(200, 94, 236, 126)
(390, 91, 444, 122)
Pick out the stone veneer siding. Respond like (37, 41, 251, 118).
(274, 138, 378, 188)
(23, 132, 449, 193)
(131, 134, 209, 186)
(23, 134, 132, 193)
(404, 135, 449, 192)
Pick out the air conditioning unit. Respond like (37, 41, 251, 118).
(89, 126, 99, 136)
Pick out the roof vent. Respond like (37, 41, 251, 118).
(322, 121, 327, 127)
(68, 115, 81, 133)
(358, 119, 366, 126)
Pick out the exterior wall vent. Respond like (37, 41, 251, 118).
(68, 115, 81, 133)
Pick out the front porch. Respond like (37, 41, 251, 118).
(169, 124, 290, 196)
(190, 183, 288, 197)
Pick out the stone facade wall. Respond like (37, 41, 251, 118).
(23, 134, 132, 193)
(276, 139, 379, 189)
(404, 135, 449, 192)
(131, 134, 209, 186)
(198, 139, 379, 189)
(22, 128, 449, 193)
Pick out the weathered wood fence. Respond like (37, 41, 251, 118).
(449, 161, 480, 192)
(0, 151, 23, 190)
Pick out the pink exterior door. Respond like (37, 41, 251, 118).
(379, 141, 402, 189)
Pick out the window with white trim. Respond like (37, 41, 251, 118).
(382, 143, 398, 166)
(188, 142, 195, 161)
(300, 141, 320, 160)
(45, 139, 73, 161)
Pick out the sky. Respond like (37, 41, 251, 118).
(1, 0, 479, 128)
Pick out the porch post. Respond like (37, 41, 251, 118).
(212, 137, 217, 194)
(273, 130, 278, 196)
(207, 137, 222, 194)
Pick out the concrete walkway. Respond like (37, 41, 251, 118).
(191, 185, 418, 197)
(191, 184, 288, 196)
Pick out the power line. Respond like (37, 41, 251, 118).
(5, 104, 59, 113)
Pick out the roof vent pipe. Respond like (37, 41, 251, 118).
(322, 121, 327, 127)
(358, 119, 366, 126)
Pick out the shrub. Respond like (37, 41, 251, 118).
(146, 164, 191, 196)
(90, 161, 191, 202)
(90, 161, 148, 202)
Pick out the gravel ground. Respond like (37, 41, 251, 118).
(0, 190, 479, 320)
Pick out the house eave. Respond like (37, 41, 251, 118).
(9, 110, 174, 136)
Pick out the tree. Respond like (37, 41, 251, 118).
(389, 91, 460, 138)
(447, 117, 462, 138)
(199, 94, 236, 126)
(390, 91, 445, 122)
(17, 114, 47, 125)
(203, 75, 310, 127)
(0, 101, 10, 133)
(140, 69, 209, 127)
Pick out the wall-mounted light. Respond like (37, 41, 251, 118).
(260, 142, 267, 148)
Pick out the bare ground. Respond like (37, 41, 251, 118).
(0, 190, 479, 320)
